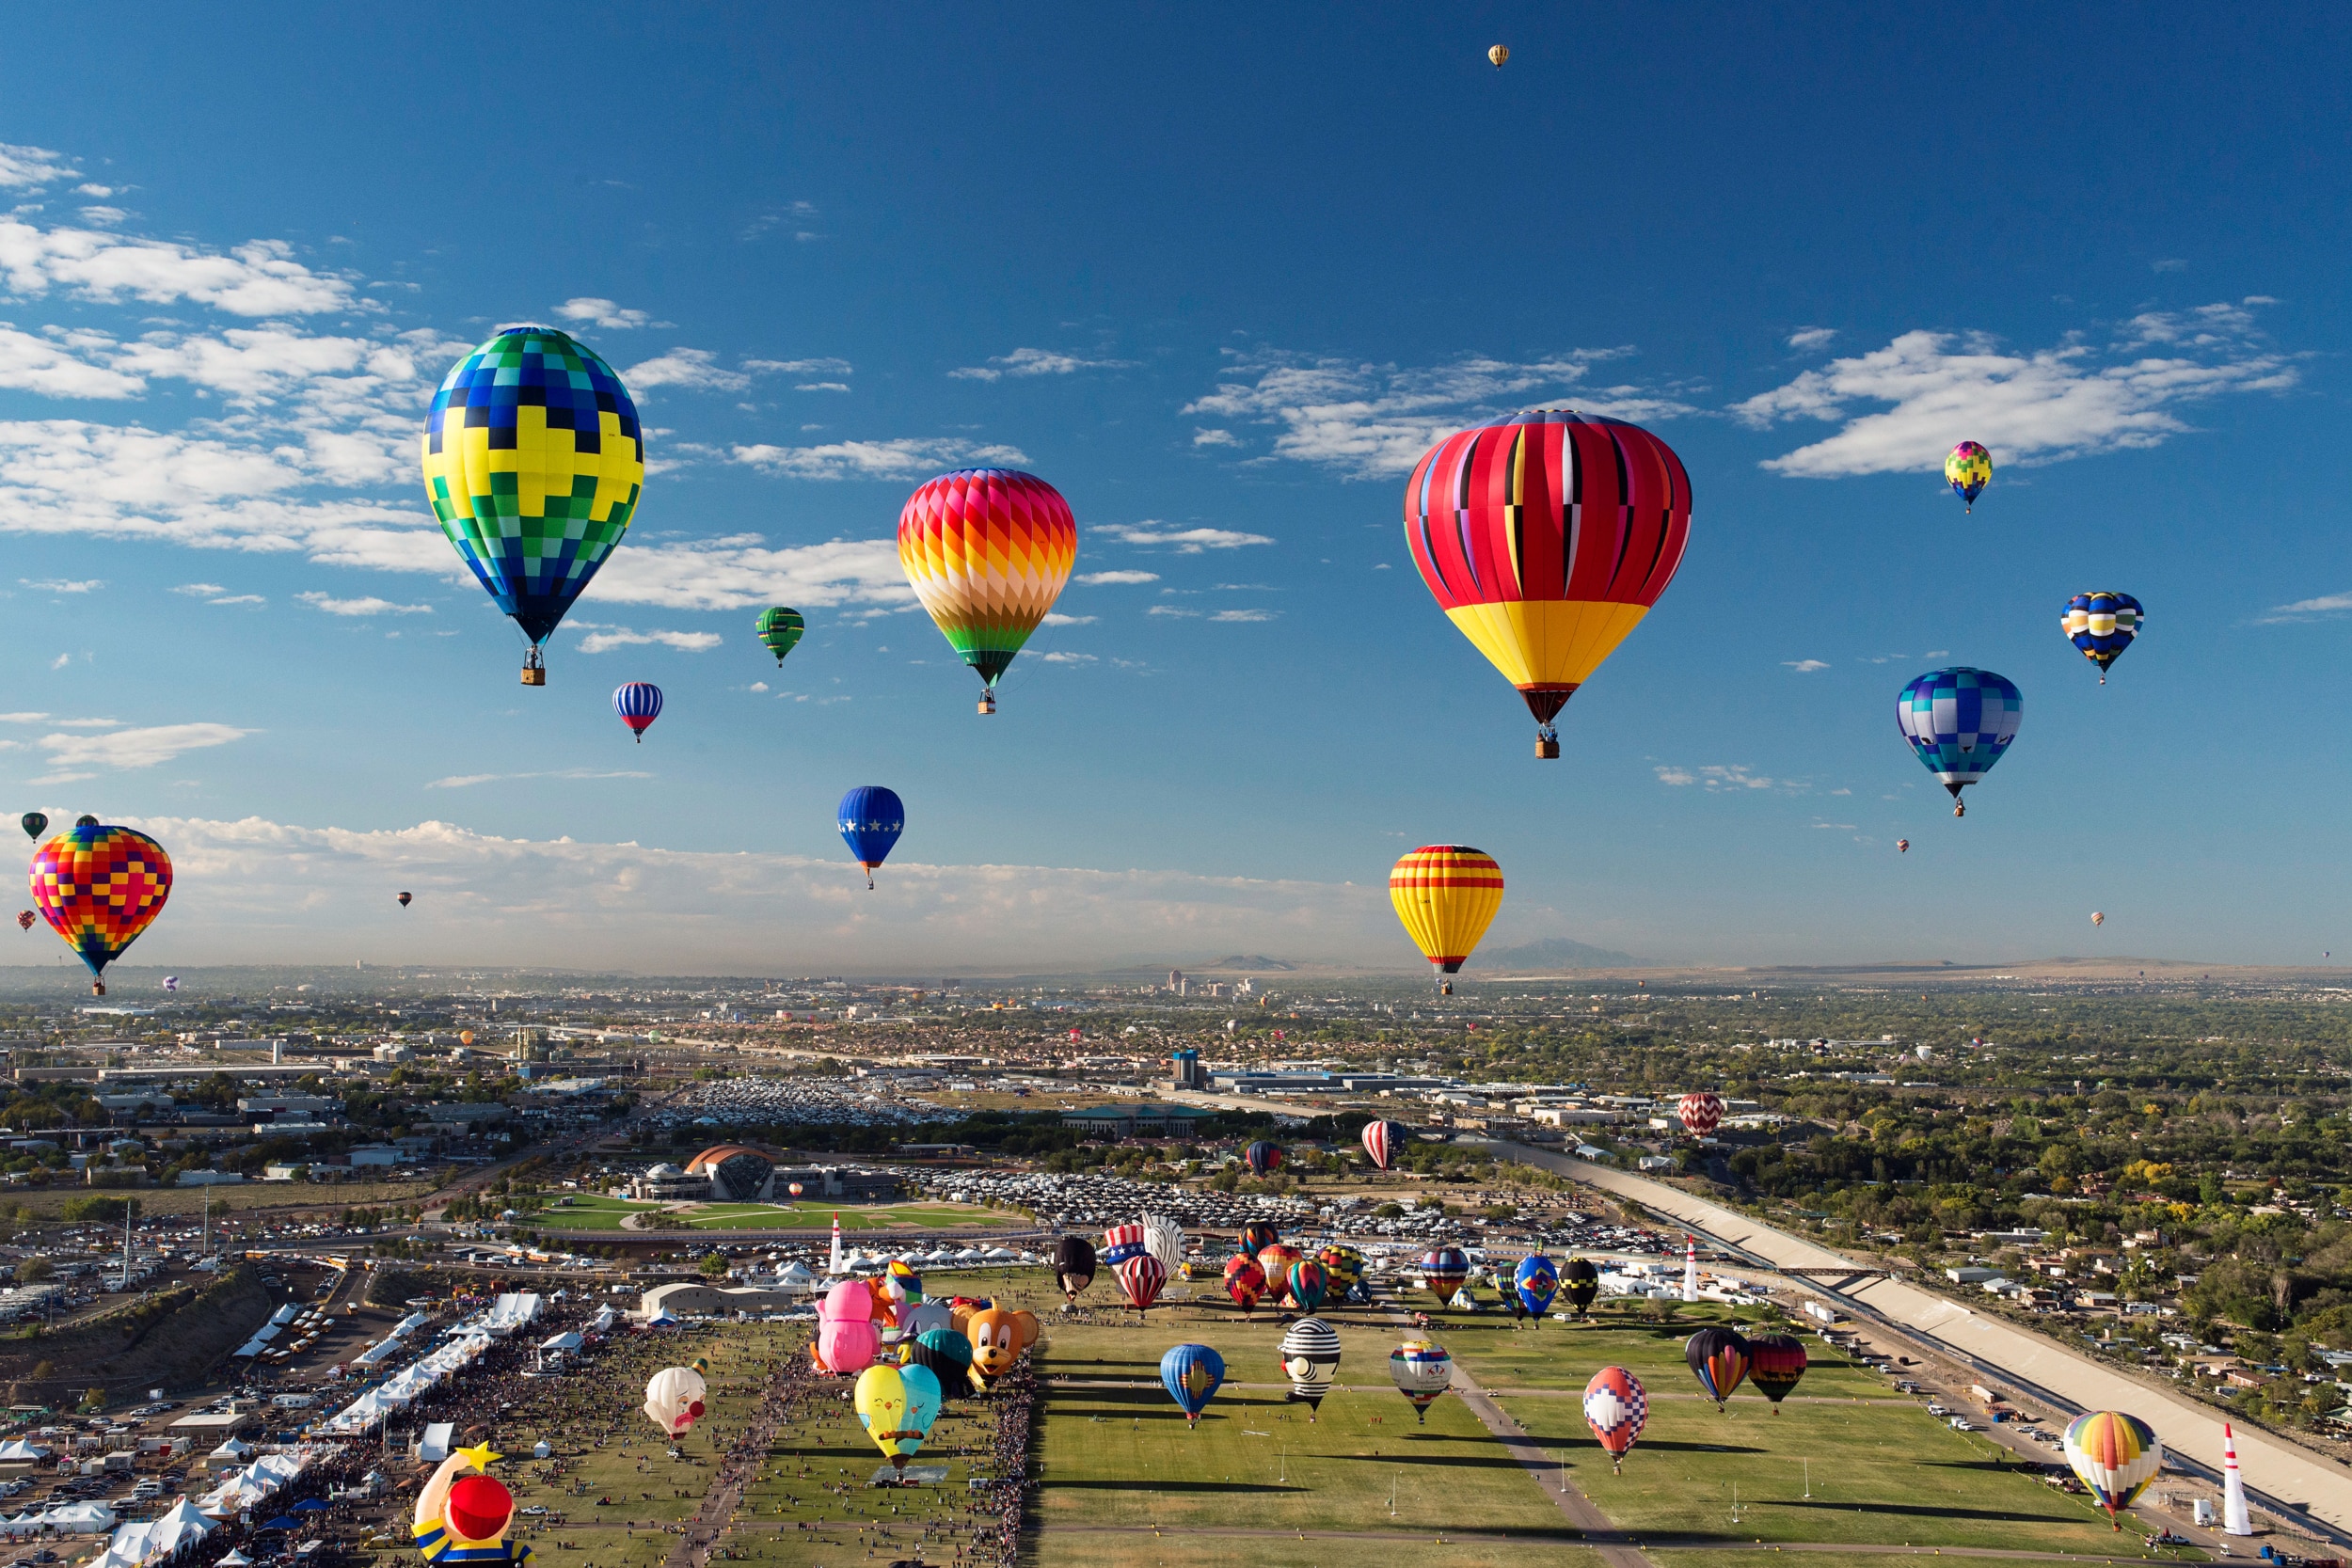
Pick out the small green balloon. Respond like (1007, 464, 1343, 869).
(755, 606, 805, 666)
(19, 813, 45, 842)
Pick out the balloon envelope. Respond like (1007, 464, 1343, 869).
(1240, 1140, 1284, 1175)
(755, 606, 805, 665)
(1286, 1259, 1328, 1313)
(1747, 1334, 1808, 1404)
(1114, 1254, 1167, 1313)
(1390, 847, 1502, 974)
(1053, 1235, 1097, 1300)
(1560, 1258, 1600, 1316)
(1946, 440, 1992, 510)
(838, 786, 905, 882)
(1360, 1118, 1406, 1170)
(1897, 668, 2022, 811)
(29, 823, 171, 988)
(1222, 1255, 1266, 1310)
(421, 326, 644, 653)
(1159, 1342, 1226, 1425)
(1279, 1318, 1342, 1415)
(18, 813, 44, 842)
(1421, 1247, 1470, 1305)
(818, 1317, 880, 1376)
(613, 682, 663, 741)
(2062, 1411, 2162, 1523)
(2062, 592, 2143, 680)
(898, 468, 1076, 701)
(644, 1365, 707, 1435)
(1389, 1340, 1454, 1421)
(1513, 1255, 1558, 1318)
(1583, 1366, 1647, 1468)
(1677, 1092, 1724, 1136)
(1684, 1327, 1752, 1410)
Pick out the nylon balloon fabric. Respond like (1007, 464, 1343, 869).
(421, 326, 644, 648)
(2062, 1411, 2163, 1525)
(1404, 409, 1691, 745)
(1421, 1246, 1470, 1305)
(1279, 1318, 1342, 1416)
(2062, 592, 2143, 681)
(755, 607, 805, 665)
(1896, 667, 2022, 813)
(1114, 1253, 1167, 1313)
(1746, 1334, 1808, 1407)
(612, 682, 662, 741)
(1684, 1326, 1752, 1411)
(1390, 847, 1503, 974)
(1513, 1255, 1558, 1319)
(1946, 440, 1992, 511)
(1389, 1340, 1453, 1422)
(897, 468, 1077, 696)
(1053, 1235, 1096, 1301)
(1360, 1117, 1405, 1170)
(29, 823, 171, 992)
(1160, 1343, 1225, 1426)
(1677, 1091, 1724, 1135)
(1560, 1257, 1600, 1317)
(837, 785, 905, 887)
(1582, 1366, 1647, 1471)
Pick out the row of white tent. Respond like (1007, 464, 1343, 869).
(77, 1498, 214, 1567)
(319, 1331, 493, 1435)
(835, 1246, 1032, 1272)
(348, 1310, 435, 1369)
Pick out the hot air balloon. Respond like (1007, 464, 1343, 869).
(2063, 593, 2142, 685)
(1406, 409, 1691, 757)
(1422, 1247, 1470, 1306)
(1897, 668, 2022, 816)
(838, 785, 904, 890)
(2091, 911, 2106, 927)
(1241, 1140, 1285, 1176)
(613, 682, 662, 742)
(1513, 1255, 1558, 1321)
(1256, 1243, 1303, 1303)
(1897, 839, 1910, 853)
(1390, 1340, 1454, 1422)
(2062, 1411, 2163, 1528)
(854, 1361, 942, 1481)
(755, 607, 805, 666)
(903, 1327, 974, 1401)
(1279, 1318, 1342, 1418)
(898, 468, 1077, 714)
(459, 1030, 475, 1047)
(1223, 1256, 1267, 1312)
(1946, 441, 1992, 513)
(18, 813, 44, 842)
(1142, 1213, 1185, 1275)
(966, 1307, 1038, 1387)
(73, 816, 94, 827)
(421, 325, 644, 687)
(1286, 1259, 1328, 1314)
(1676, 1092, 1724, 1136)
(161, 975, 179, 993)
(1487, 44, 1510, 67)
(1391, 847, 1502, 987)
(787, 1182, 804, 1198)
(13, 911, 30, 931)
(1115, 1253, 1167, 1315)
(643, 1360, 709, 1435)
(1102, 1223, 1147, 1267)
(1318, 1244, 1365, 1301)
(397, 891, 412, 908)
(1560, 1258, 1600, 1318)
(1240, 1221, 1281, 1257)
(29, 821, 171, 996)
(1583, 1366, 1646, 1472)
(1053, 1235, 1097, 1302)
(413, 1444, 521, 1568)
(1746, 1334, 1807, 1410)
(1160, 1343, 1226, 1426)
(1684, 1327, 1752, 1412)
(1360, 1117, 1406, 1170)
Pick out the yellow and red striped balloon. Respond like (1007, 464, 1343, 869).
(897, 467, 1076, 711)
(1390, 846, 1503, 975)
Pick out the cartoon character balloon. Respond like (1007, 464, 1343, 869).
(817, 1283, 881, 1376)
(1053, 1234, 1097, 1303)
(755, 607, 805, 666)
(1160, 1342, 1226, 1427)
(1279, 1318, 1342, 1418)
(1389, 1340, 1454, 1422)
(837, 785, 905, 890)
(29, 821, 171, 996)
(1583, 1366, 1647, 1472)
(1896, 668, 2022, 816)
(1946, 441, 1992, 513)
(1391, 847, 1502, 989)
(854, 1362, 942, 1480)
(2062, 592, 2143, 685)
(413, 1442, 524, 1568)
(898, 468, 1077, 715)
(965, 1307, 1039, 1387)
(644, 1360, 709, 1435)
(1406, 410, 1692, 757)
(422, 325, 644, 686)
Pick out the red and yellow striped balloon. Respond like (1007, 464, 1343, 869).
(1390, 846, 1503, 974)
(897, 467, 1077, 711)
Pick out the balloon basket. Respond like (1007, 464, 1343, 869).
(977, 692, 996, 716)
(1535, 736, 1560, 759)
(519, 666, 545, 687)
(89, 980, 104, 997)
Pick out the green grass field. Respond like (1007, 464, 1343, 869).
(528, 1196, 1008, 1233)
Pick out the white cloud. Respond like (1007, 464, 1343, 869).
(2257, 591, 2352, 625)
(1147, 606, 1198, 618)
(0, 219, 356, 315)
(0, 145, 77, 188)
(1209, 609, 1276, 623)
(1783, 658, 1830, 673)
(1657, 764, 1779, 791)
(573, 626, 723, 654)
(1099, 524, 1272, 553)
(795, 382, 850, 393)
(2151, 259, 2189, 274)
(583, 535, 912, 612)
(1040, 613, 1095, 626)
(1192, 428, 1238, 447)
(556, 297, 653, 330)
(172, 583, 226, 596)
(72, 183, 113, 199)
(1786, 327, 1838, 351)
(1655, 767, 1697, 786)
(743, 357, 852, 377)
(0, 324, 141, 398)
(1183, 348, 1692, 478)
(948, 346, 1133, 382)
(1036, 651, 1098, 663)
(0, 712, 48, 723)
(77, 206, 126, 228)
(21, 578, 101, 594)
(297, 592, 432, 616)
(1734, 305, 2297, 478)
(624, 347, 748, 393)
(105, 814, 1414, 970)
(427, 769, 652, 789)
(729, 437, 1027, 481)
(1073, 570, 1159, 585)
(33, 721, 246, 780)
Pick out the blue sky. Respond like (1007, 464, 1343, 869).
(0, 5, 2345, 973)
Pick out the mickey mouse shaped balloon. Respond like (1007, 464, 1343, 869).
(413, 1442, 526, 1568)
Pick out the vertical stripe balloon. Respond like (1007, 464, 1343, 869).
(898, 468, 1077, 714)
(612, 682, 662, 742)
(2063, 1411, 2162, 1527)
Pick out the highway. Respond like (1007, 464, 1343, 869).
(1482, 1140, 2352, 1545)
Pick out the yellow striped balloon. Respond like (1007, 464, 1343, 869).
(2062, 1410, 2162, 1527)
(1389, 846, 1503, 976)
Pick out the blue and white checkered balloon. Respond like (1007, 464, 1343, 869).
(1897, 668, 2021, 816)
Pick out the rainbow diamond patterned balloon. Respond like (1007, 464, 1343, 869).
(898, 468, 1077, 707)
(29, 823, 171, 993)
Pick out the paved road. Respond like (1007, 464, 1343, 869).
(1485, 1141, 2352, 1545)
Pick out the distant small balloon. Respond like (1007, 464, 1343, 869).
(1487, 44, 1509, 67)
(2091, 911, 2105, 927)
(19, 813, 45, 842)
(162, 976, 179, 992)
(397, 891, 413, 909)
(1896, 839, 1910, 853)
(613, 682, 663, 743)
(74, 815, 97, 827)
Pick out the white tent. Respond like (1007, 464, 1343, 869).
(351, 1339, 403, 1367)
(416, 1423, 454, 1463)
(216, 1551, 251, 1567)
(42, 1502, 117, 1534)
(268, 1305, 298, 1326)
(588, 1306, 617, 1332)
(538, 1331, 583, 1352)
(390, 1313, 429, 1338)
(0, 1441, 47, 1462)
(209, 1438, 254, 1462)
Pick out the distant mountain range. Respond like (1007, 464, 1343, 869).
(1197, 955, 1298, 971)
(1471, 937, 1640, 970)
